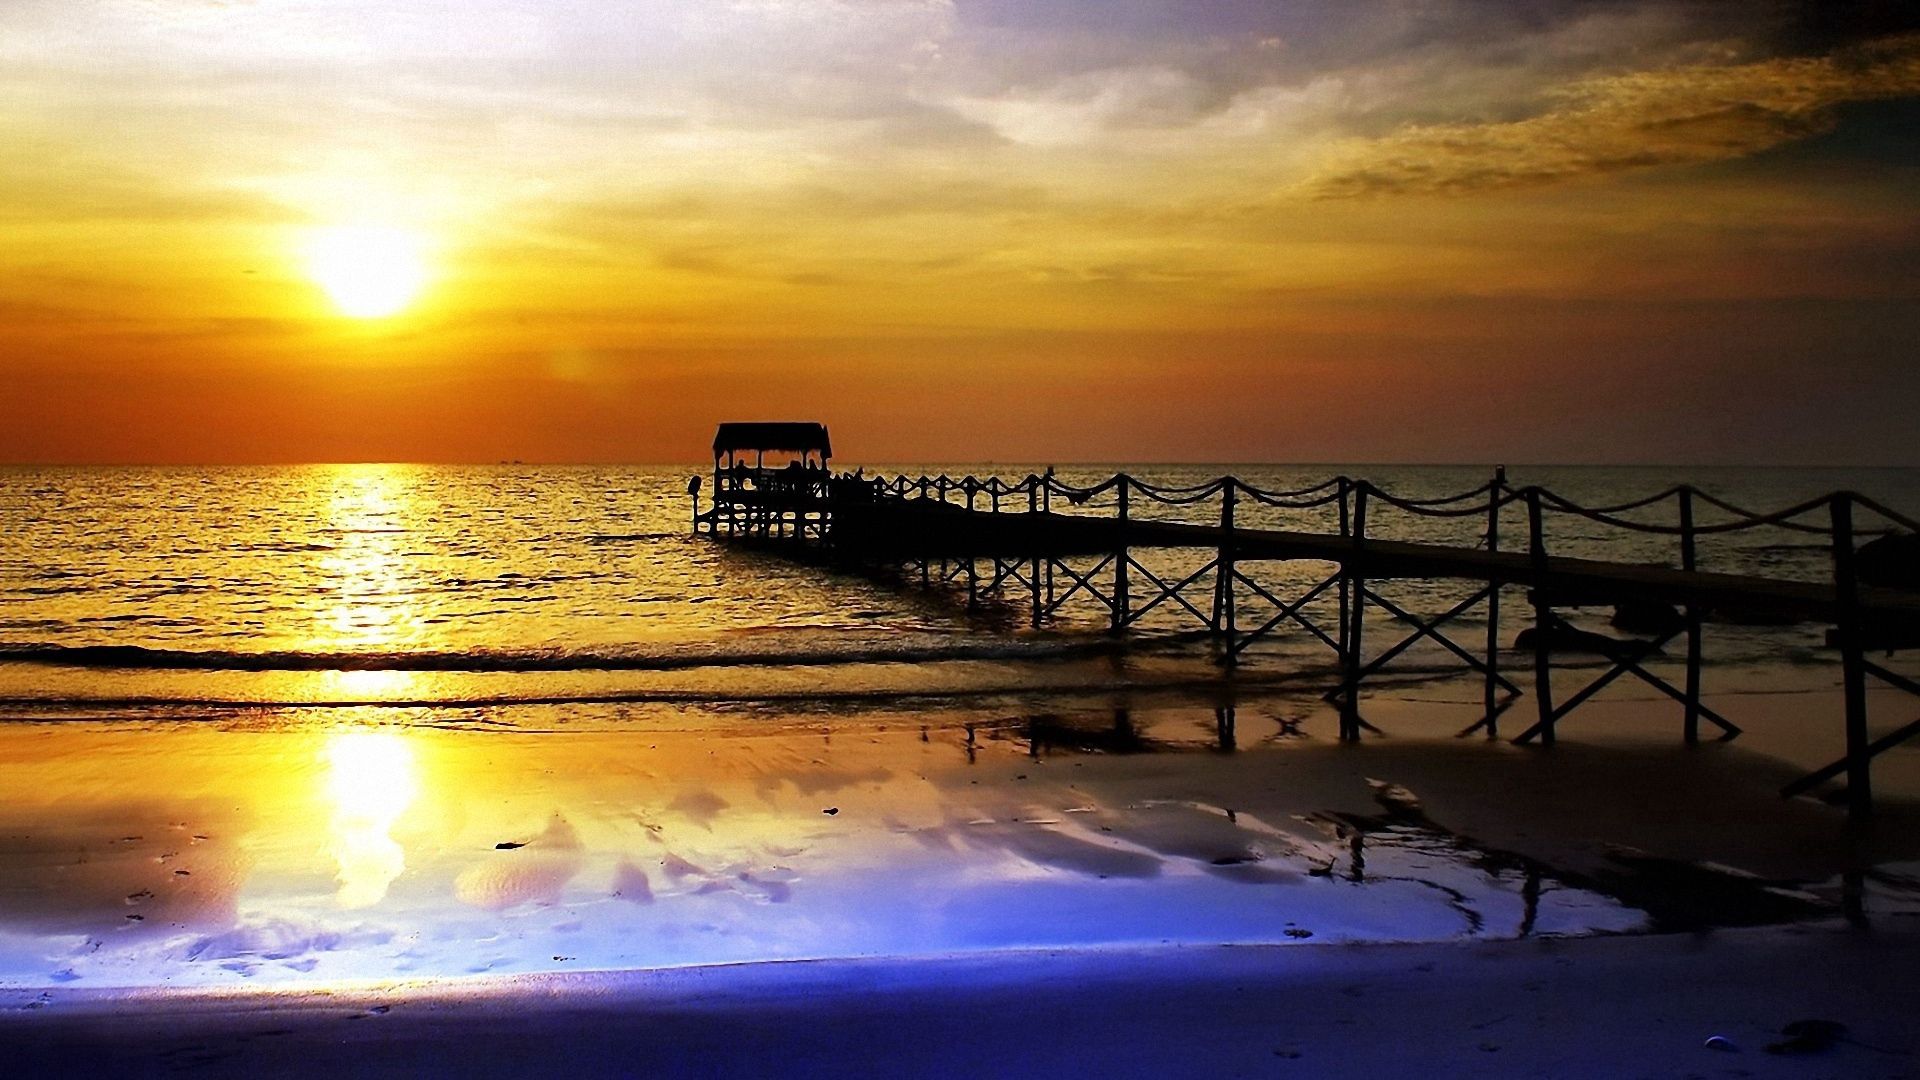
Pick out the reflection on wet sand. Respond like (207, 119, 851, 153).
(0, 698, 1914, 989)
(326, 731, 418, 908)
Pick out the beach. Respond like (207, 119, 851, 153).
(9, 0, 1920, 1071)
(2, 464, 1918, 1073)
(7, 927, 1917, 1078)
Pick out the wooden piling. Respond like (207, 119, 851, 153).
(1217, 480, 1238, 663)
(1028, 478, 1043, 627)
(1830, 494, 1871, 821)
(965, 480, 979, 609)
(1341, 483, 1370, 741)
(1112, 475, 1131, 633)
(1483, 467, 1504, 736)
(1680, 487, 1702, 746)
(1337, 478, 1352, 696)
(1526, 487, 1556, 747)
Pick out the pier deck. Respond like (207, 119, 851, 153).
(816, 494, 1920, 624)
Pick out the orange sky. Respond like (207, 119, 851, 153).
(3, 2, 1917, 464)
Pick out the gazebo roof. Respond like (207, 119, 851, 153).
(712, 422, 832, 458)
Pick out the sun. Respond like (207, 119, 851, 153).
(305, 225, 430, 319)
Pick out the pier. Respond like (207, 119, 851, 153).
(693, 428, 1920, 819)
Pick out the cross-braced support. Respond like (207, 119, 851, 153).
(702, 463, 1920, 817)
(1508, 610, 1738, 745)
(1224, 568, 1343, 660)
(1323, 583, 1522, 732)
(1779, 495, 1920, 820)
(1781, 658, 1920, 809)
(1041, 553, 1117, 620)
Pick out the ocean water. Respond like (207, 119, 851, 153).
(1, 463, 1918, 990)
(3, 463, 1917, 714)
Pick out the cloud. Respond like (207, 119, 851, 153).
(0, 146, 298, 225)
(1301, 33, 1920, 198)
(945, 66, 1220, 147)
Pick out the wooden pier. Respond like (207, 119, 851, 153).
(692, 430, 1920, 819)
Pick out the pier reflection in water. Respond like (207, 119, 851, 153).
(0, 699, 1910, 990)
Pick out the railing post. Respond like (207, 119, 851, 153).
(936, 478, 950, 583)
(1042, 469, 1055, 617)
(1680, 487, 1702, 746)
(1340, 482, 1370, 741)
(987, 481, 1003, 598)
(1527, 487, 1556, 746)
(1831, 494, 1871, 821)
(711, 457, 722, 535)
(1112, 475, 1130, 633)
(1484, 466, 1504, 735)
(1337, 477, 1352, 668)
(1028, 477, 1042, 627)
(918, 476, 930, 587)
(1216, 479, 1238, 662)
(964, 479, 978, 609)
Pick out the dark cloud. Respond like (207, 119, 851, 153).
(1304, 34, 1920, 198)
(1772, 0, 1920, 55)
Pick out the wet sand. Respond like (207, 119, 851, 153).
(1, 679, 1917, 1071)
(4, 926, 1916, 1079)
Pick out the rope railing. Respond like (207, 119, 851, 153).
(1536, 484, 1687, 517)
(836, 468, 1914, 567)
(1363, 481, 1520, 518)
(1529, 485, 1835, 536)
(1126, 476, 1232, 498)
(1363, 479, 1502, 509)
(1687, 488, 1828, 530)
(1230, 477, 1352, 511)
(1529, 487, 1835, 537)
(1850, 493, 1920, 536)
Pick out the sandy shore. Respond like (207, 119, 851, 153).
(2, 683, 1916, 1075)
(3, 924, 1915, 1078)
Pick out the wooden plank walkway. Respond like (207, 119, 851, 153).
(819, 496, 1920, 623)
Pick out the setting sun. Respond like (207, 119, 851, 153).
(304, 225, 429, 319)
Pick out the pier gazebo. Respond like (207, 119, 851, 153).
(704, 422, 835, 539)
(712, 422, 832, 472)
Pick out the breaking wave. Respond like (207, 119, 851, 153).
(0, 638, 1130, 674)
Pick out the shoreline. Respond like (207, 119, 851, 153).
(5, 924, 1916, 1077)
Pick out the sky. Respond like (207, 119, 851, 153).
(1, 0, 1917, 465)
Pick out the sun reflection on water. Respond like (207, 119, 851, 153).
(324, 730, 419, 908)
(316, 465, 422, 651)
(320, 668, 424, 700)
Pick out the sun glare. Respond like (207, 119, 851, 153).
(305, 225, 429, 319)
(324, 729, 420, 908)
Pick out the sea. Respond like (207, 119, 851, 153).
(0, 463, 1916, 989)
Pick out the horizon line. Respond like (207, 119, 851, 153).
(4, 460, 1919, 471)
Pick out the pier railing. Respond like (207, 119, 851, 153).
(703, 466, 1920, 817)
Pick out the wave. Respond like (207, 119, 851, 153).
(582, 532, 682, 544)
(0, 638, 1133, 674)
(0, 668, 1341, 714)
